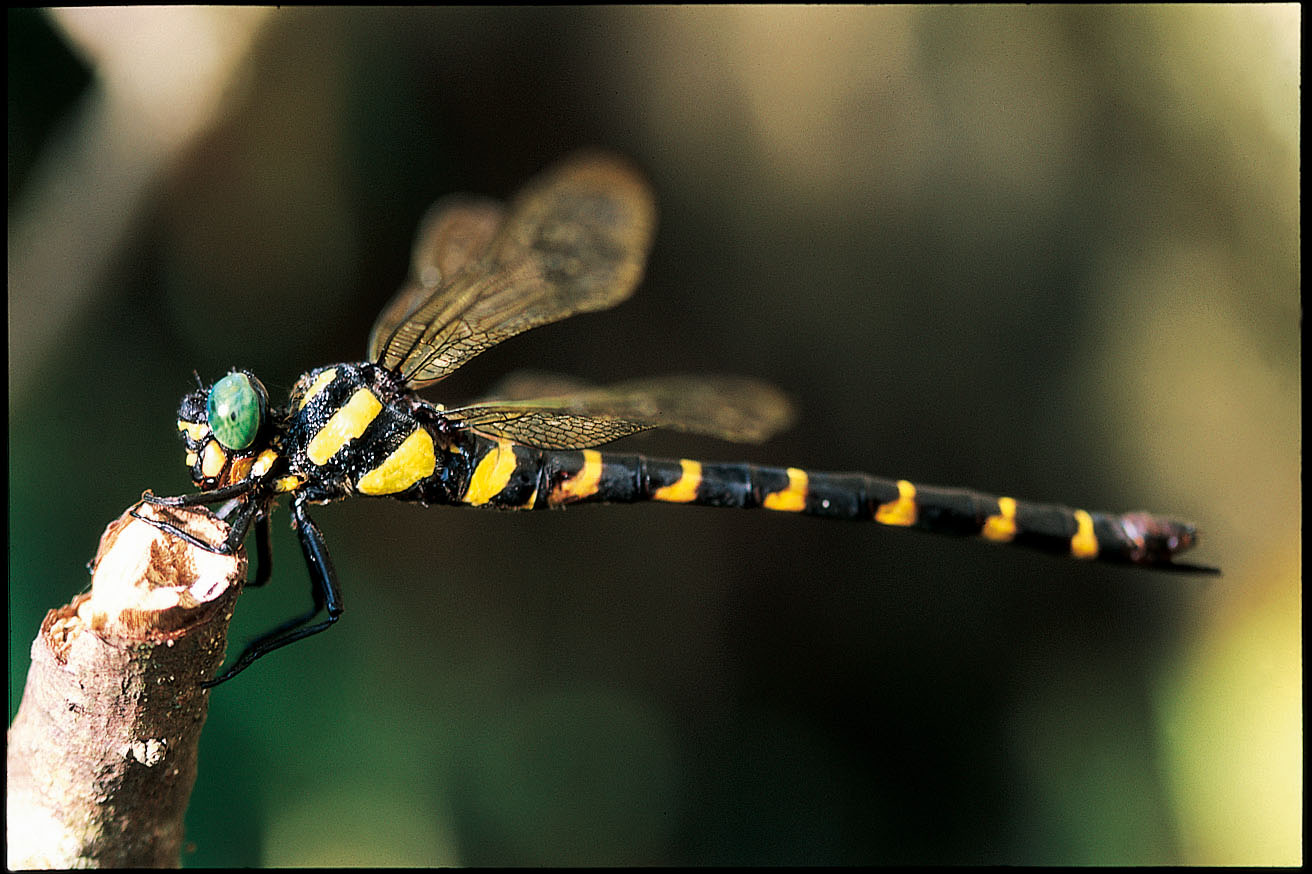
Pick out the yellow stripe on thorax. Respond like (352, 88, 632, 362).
(307, 388, 383, 465)
(1070, 509, 1099, 559)
(763, 467, 808, 512)
(357, 428, 436, 495)
(875, 479, 918, 526)
(981, 496, 1018, 542)
(552, 450, 604, 502)
(653, 459, 702, 503)
(299, 368, 338, 410)
(465, 439, 520, 505)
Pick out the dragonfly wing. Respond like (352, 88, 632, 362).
(372, 152, 656, 388)
(445, 374, 795, 449)
(367, 198, 505, 364)
(474, 370, 599, 402)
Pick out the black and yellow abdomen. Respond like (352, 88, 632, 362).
(446, 438, 1198, 569)
(277, 368, 1200, 571)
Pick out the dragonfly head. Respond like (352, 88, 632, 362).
(176, 370, 274, 490)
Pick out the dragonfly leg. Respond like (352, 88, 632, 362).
(130, 491, 260, 557)
(201, 496, 342, 687)
(245, 513, 273, 587)
(142, 480, 256, 508)
(133, 481, 264, 554)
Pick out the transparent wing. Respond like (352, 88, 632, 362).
(443, 373, 795, 449)
(366, 197, 505, 363)
(475, 370, 599, 401)
(370, 152, 657, 388)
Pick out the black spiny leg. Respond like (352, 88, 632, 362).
(134, 483, 261, 556)
(201, 496, 343, 687)
(135, 490, 272, 586)
(245, 513, 273, 588)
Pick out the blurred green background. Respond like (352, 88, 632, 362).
(9, 6, 1299, 866)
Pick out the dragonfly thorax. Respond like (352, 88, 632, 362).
(278, 362, 457, 503)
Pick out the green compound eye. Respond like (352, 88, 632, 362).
(208, 372, 264, 451)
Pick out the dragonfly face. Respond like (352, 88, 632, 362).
(176, 370, 278, 493)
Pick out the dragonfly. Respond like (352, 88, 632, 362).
(139, 151, 1217, 687)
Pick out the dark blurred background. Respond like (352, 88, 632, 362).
(9, 6, 1299, 866)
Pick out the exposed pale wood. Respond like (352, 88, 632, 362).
(7, 502, 245, 869)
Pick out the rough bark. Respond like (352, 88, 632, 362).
(7, 502, 244, 869)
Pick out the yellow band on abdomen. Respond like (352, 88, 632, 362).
(875, 479, 917, 526)
(465, 440, 519, 505)
(982, 496, 1018, 542)
(552, 450, 604, 502)
(1070, 509, 1099, 559)
(763, 467, 808, 512)
(653, 459, 702, 503)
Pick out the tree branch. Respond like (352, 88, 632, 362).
(7, 501, 245, 869)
